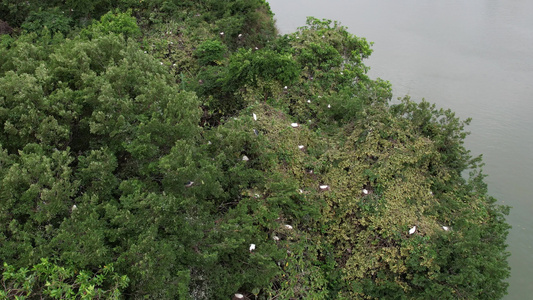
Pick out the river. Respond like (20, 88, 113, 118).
(267, 0, 533, 299)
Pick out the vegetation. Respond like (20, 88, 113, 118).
(0, 1, 510, 299)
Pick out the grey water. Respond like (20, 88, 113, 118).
(267, 0, 533, 299)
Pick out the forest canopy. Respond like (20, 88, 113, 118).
(0, 1, 510, 299)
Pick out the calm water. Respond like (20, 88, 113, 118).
(268, 1, 533, 299)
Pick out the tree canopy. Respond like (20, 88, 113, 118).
(0, 2, 510, 299)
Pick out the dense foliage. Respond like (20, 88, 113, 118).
(0, 1, 510, 299)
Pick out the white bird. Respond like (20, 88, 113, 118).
(238, 33, 243, 38)
(185, 181, 194, 188)
(319, 185, 330, 191)
(291, 123, 299, 128)
(242, 155, 249, 161)
(409, 226, 417, 235)
(284, 86, 288, 90)
(220, 32, 224, 36)
(328, 104, 331, 108)
(71, 205, 77, 211)
(253, 113, 257, 121)
(442, 226, 450, 231)
(254, 194, 260, 198)
(307, 99, 311, 103)
(284, 224, 293, 230)
(207, 141, 212, 145)
(160, 62, 163, 65)
(298, 145, 305, 150)
(273, 236, 280, 241)
(362, 189, 369, 195)
(234, 294, 244, 299)
(249, 244, 256, 252)
(298, 189, 304, 194)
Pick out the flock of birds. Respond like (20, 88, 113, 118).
(168, 86, 451, 299)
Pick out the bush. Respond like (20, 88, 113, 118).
(195, 40, 227, 66)
(21, 7, 73, 35)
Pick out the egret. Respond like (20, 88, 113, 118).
(307, 99, 311, 103)
(71, 205, 77, 211)
(220, 32, 224, 36)
(409, 226, 417, 235)
(442, 226, 450, 231)
(291, 123, 299, 128)
(298, 145, 305, 150)
(160, 62, 163, 65)
(253, 113, 257, 121)
(319, 185, 330, 191)
(284, 224, 293, 230)
(362, 189, 369, 195)
(238, 33, 243, 38)
(298, 189, 304, 194)
(273, 236, 280, 241)
(234, 294, 244, 299)
(328, 104, 331, 108)
(242, 155, 249, 161)
(284, 86, 288, 90)
(249, 244, 256, 252)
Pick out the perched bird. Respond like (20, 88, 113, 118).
(307, 99, 311, 103)
(71, 205, 77, 211)
(273, 236, 280, 241)
(284, 224, 293, 230)
(242, 155, 249, 161)
(328, 104, 331, 108)
(298, 189, 304, 194)
(298, 145, 305, 150)
(185, 181, 194, 188)
(238, 33, 243, 38)
(362, 189, 369, 195)
(319, 185, 330, 191)
(253, 113, 257, 121)
(249, 244, 256, 252)
(291, 123, 299, 128)
(442, 226, 450, 231)
(220, 32, 224, 36)
(233, 294, 244, 300)
(409, 225, 417, 235)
